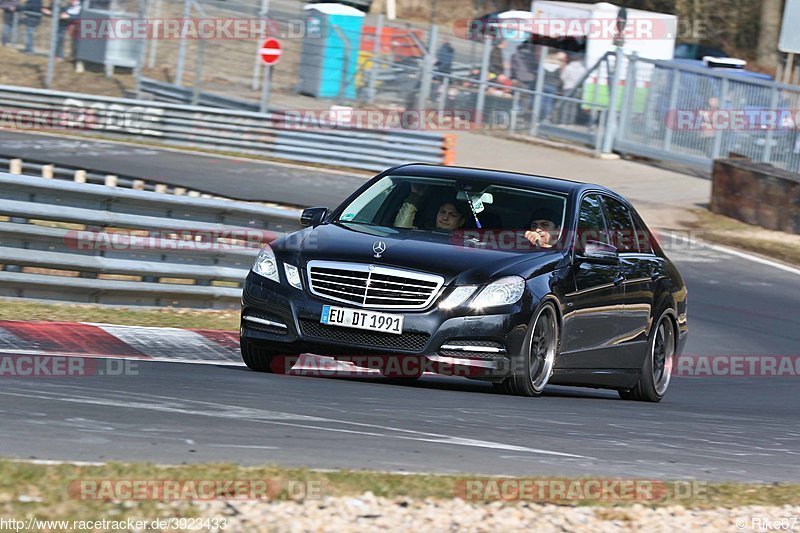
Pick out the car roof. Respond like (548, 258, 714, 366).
(386, 163, 611, 198)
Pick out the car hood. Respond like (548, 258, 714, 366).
(273, 222, 567, 285)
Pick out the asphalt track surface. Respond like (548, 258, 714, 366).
(1, 130, 799, 481)
(0, 131, 367, 206)
(2, 230, 800, 482)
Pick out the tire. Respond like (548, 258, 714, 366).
(240, 338, 295, 374)
(618, 309, 676, 402)
(494, 302, 559, 397)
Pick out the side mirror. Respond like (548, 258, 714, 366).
(578, 240, 619, 265)
(301, 207, 328, 227)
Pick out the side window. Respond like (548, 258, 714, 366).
(576, 194, 610, 251)
(632, 212, 655, 255)
(602, 196, 639, 253)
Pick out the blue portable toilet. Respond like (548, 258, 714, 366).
(299, 3, 365, 99)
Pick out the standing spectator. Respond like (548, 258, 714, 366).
(1, 0, 19, 47)
(21, 0, 49, 54)
(540, 51, 566, 123)
(489, 39, 507, 78)
(431, 37, 454, 104)
(54, 0, 79, 59)
(559, 53, 587, 124)
(511, 40, 536, 91)
(434, 37, 454, 75)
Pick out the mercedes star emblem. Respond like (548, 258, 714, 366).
(372, 241, 387, 258)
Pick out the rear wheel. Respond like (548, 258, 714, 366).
(240, 338, 296, 374)
(619, 311, 676, 402)
(494, 302, 559, 397)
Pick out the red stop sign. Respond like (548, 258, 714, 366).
(259, 38, 282, 65)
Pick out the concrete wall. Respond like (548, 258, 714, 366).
(711, 159, 800, 234)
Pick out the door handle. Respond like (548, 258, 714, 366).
(613, 273, 625, 286)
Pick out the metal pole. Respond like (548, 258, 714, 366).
(509, 89, 520, 133)
(174, 0, 190, 86)
(762, 86, 779, 164)
(10, 11, 19, 46)
(601, 45, 624, 154)
(529, 46, 547, 136)
(663, 68, 681, 151)
(146, 0, 161, 69)
(785, 53, 795, 84)
(134, 0, 149, 98)
(366, 14, 383, 104)
(191, 37, 205, 105)
(415, 24, 437, 111)
(251, 0, 270, 90)
(616, 52, 637, 142)
(45, 0, 61, 88)
(710, 77, 728, 160)
(259, 64, 272, 113)
(474, 35, 492, 127)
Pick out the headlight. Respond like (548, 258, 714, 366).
(252, 245, 279, 282)
(284, 263, 302, 290)
(439, 285, 478, 309)
(470, 276, 525, 308)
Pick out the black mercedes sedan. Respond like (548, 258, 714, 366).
(240, 164, 688, 402)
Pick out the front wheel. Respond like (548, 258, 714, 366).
(619, 310, 676, 402)
(494, 302, 559, 397)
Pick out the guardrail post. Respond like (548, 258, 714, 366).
(155, 184, 168, 193)
(74, 170, 87, 183)
(9, 159, 22, 174)
(132, 179, 146, 190)
(601, 46, 624, 154)
(105, 175, 118, 187)
(42, 164, 54, 179)
(174, 187, 186, 196)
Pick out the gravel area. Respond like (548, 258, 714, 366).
(197, 493, 800, 532)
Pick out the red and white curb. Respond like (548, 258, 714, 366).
(0, 320, 372, 374)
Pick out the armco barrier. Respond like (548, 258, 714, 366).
(0, 172, 302, 308)
(0, 85, 455, 172)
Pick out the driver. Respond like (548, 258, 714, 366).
(394, 185, 467, 231)
(524, 208, 561, 248)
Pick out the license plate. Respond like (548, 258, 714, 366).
(320, 305, 404, 335)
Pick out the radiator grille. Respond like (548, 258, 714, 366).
(307, 261, 443, 310)
(299, 320, 429, 352)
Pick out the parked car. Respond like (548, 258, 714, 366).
(674, 43, 728, 61)
(240, 164, 688, 401)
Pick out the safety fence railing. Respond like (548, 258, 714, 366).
(0, 172, 301, 308)
(0, 85, 455, 171)
(613, 56, 800, 173)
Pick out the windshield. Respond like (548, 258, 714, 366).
(337, 175, 568, 250)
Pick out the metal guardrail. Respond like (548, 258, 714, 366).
(0, 85, 455, 172)
(0, 172, 302, 308)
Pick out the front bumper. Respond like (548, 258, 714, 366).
(240, 272, 532, 376)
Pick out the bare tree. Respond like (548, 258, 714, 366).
(756, 0, 782, 67)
